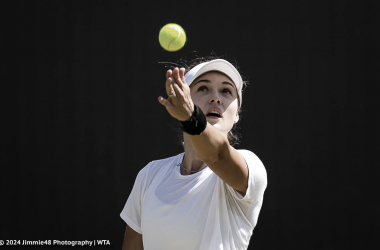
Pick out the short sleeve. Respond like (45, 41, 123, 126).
(226, 149, 267, 203)
(120, 167, 148, 234)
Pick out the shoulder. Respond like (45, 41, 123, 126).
(135, 153, 183, 187)
(237, 149, 265, 171)
(237, 149, 267, 190)
(149, 153, 182, 166)
(143, 153, 182, 173)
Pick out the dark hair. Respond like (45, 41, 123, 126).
(161, 53, 248, 147)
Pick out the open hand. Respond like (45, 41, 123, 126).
(158, 67, 194, 122)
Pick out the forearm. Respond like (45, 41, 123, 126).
(187, 123, 248, 193)
(186, 123, 230, 165)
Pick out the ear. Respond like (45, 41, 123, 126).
(234, 114, 240, 124)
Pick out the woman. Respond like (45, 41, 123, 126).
(121, 58, 267, 250)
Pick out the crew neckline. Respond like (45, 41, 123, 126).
(175, 152, 211, 178)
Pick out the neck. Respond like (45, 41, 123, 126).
(181, 134, 207, 175)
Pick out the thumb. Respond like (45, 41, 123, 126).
(158, 96, 172, 108)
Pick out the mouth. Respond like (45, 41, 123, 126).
(206, 108, 222, 119)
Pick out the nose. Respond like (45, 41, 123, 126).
(209, 92, 222, 105)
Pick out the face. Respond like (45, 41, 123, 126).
(190, 71, 239, 135)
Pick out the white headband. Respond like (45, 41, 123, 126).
(184, 59, 243, 106)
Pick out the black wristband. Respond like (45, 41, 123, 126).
(180, 104, 207, 135)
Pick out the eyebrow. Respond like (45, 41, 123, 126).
(193, 79, 236, 90)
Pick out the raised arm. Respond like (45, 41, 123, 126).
(158, 67, 248, 195)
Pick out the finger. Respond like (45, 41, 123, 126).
(179, 68, 186, 85)
(166, 77, 180, 106)
(165, 77, 175, 96)
(166, 69, 172, 79)
(172, 68, 184, 90)
(172, 80, 185, 100)
(165, 70, 175, 95)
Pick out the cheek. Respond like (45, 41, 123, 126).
(223, 107, 238, 126)
(190, 93, 199, 105)
(226, 110, 237, 122)
(225, 100, 239, 116)
(190, 92, 207, 106)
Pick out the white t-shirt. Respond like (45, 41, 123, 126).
(120, 149, 267, 250)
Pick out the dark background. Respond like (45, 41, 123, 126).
(1, 0, 379, 249)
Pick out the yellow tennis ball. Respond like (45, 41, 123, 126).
(158, 23, 186, 52)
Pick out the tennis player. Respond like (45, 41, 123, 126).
(121, 58, 267, 250)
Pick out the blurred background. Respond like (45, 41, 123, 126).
(1, 0, 379, 249)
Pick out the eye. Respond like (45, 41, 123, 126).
(222, 88, 232, 95)
(198, 86, 208, 92)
